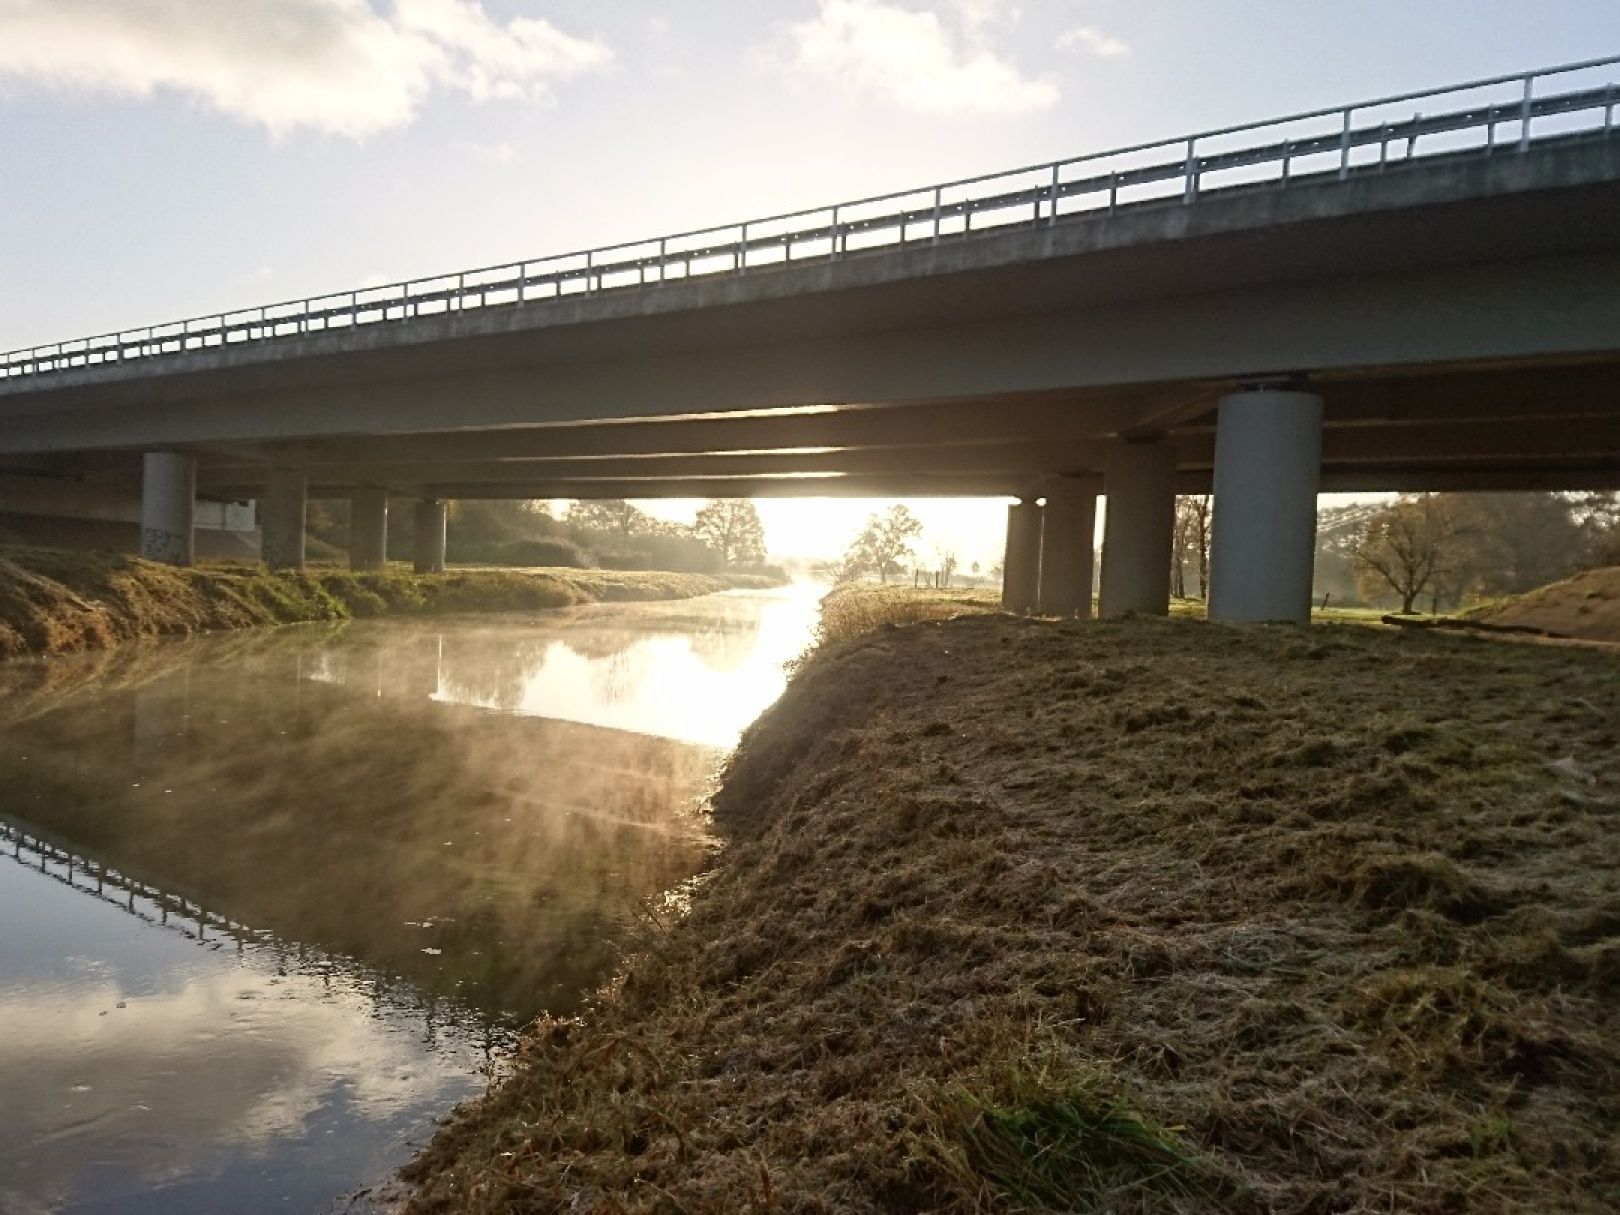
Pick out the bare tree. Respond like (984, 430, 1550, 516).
(693, 500, 767, 568)
(566, 499, 647, 539)
(843, 505, 923, 584)
(1354, 495, 1470, 613)
(1171, 495, 1212, 599)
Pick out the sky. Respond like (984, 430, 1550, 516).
(2, 0, 1616, 564)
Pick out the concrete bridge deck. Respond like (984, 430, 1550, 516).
(2, 56, 1617, 621)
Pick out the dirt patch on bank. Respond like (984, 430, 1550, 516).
(405, 614, 1620, 1213)
(1468, 565, 1620, 643)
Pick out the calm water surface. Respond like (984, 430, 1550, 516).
(0, 585, 818, 1214)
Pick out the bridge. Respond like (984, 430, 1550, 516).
(3, 57, 1618, 622)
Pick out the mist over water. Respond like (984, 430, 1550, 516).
(0, 585, 819, 1215)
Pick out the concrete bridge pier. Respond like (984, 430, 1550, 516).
(1098, 441, 1176, 618)
(140, 451, 195, 566)
(261, 470, 307, 572)
(1038, 479, 1097, 617)
(414, 499, 447, 574)
(349, 488, 389, 571)
(1001, 500, 1043, 613)
(1208, 388, 1324, 623)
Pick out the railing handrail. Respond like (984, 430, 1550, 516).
(4, 53, 1617, 378)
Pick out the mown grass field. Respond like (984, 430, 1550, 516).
(404, 590, 1620, 1213)
(0, 545, 782, 660)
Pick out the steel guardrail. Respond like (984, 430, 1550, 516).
(3, 55, 1616, 382)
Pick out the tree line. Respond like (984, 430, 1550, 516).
(1173, 491, 1619, 612)
(306, 497, 779, 576)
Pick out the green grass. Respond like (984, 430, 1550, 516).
(953, 1075, 1213, 1209)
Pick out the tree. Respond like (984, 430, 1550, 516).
(1171, 495, 1211, 599)
(843, 505, 923, 584)
(693, 500, 767, 568)
(1443, 493, 1588, 597)
(566, 499, 648, 539)
(1354, 495, 1470, 613)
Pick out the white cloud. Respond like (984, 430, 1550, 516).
(0, 0, 612, 138)
(1056, 24, 1129, 58)
(467, 139, 518, 163)
(766, 0, 1057, 117)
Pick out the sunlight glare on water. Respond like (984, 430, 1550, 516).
(0, 584, 820, 1215)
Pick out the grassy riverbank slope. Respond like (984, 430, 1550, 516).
(0, 545, 783, 660)
(406, 607, 1620, 1213)
(1468, 565, 1620, 643)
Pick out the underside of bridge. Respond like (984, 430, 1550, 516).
(3, 122, 1619, 622)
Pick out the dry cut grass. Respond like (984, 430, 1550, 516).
(403, 611, 1620, 1213)
(1468, 565, 1620, 643)
(0, 544, 781, 660)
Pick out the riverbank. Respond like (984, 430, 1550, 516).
(403, 604, 1620, 1212)
(0, 545, 783, 660)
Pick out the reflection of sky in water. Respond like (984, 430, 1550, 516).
(0, 855, 485, 1215)
(0, 585, 821, 1214)
(501, 590, 817, 747)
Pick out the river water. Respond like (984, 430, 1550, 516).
(0, 585, 819, 1215)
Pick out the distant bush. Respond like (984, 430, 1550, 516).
(734, 561, 790, 584)
(451, 536, 594, 569)
(595, 549, 651, 571)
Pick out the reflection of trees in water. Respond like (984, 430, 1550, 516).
(434, 635, 552, 711)
(1, 670, 717, 1026)
(593, 646, 649, 705)
(687, 621, 758, 673)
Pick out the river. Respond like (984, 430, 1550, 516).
(0, 585, 820, 1214)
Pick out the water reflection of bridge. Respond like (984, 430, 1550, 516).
(2, 813, 509, 1052)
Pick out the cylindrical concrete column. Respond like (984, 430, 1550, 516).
(414, 499, 447, 574)
(349, 488, 389, 572)
(1001, 500, 1042, 614)
(261, 470, 308, 572)
(1208, 389, 1324, 624)
(140, 451, 195, 566)
(1038, 480, 1098, 618)
(1098, 441, 1177, 618)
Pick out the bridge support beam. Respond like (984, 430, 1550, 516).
(261, 470, 307, 572)
(1001, 500, 1042, 613)
(1099, 441, 1176, 618)
(1208, 388, 1324, 624)
(140, 451, 195, 566)
(1038, 479, 1096, 618)
(414, 499, 447, 574)
(349, 488, 389, 572)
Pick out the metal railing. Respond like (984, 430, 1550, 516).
(3, 55, 1616, 383)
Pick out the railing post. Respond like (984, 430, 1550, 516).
(931, 188, 941, 243)
(585, 253, 594, 294)
(351, 292, 359, 325)
(517, 262, 528, 303)
(658, 238, 667, 283)
(1048, 162, 1060, 226)
(1518, 73, 1533, 151)
(1606, 82, 1615, 132)
(1338, 107, 1352, 179)
(832, 206, 842, 258)
(1183, 136, 1198, 202)
(1281, 141, 1291, 185)
(737, 223, 748, 275)
(1108, 172, 1118, 211)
